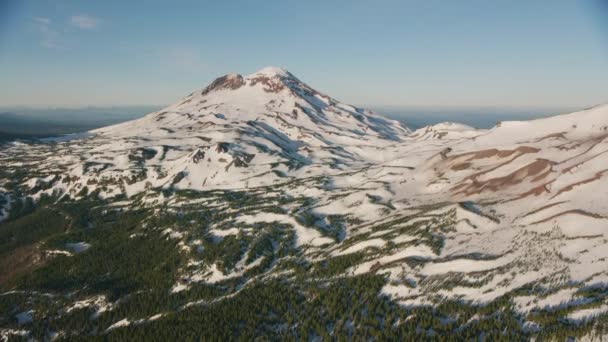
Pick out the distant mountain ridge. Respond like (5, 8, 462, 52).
(0, 106, 160, 137)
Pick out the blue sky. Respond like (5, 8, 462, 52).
(1, 0, 607, 109)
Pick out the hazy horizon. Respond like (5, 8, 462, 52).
(0, 103, 583, 138)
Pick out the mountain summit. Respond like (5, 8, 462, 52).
(87, 67, 409, 191)
(197, 67, 296, 96)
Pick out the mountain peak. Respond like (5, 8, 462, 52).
(249, 66, 291, 78)
(198, 67, 298, 97)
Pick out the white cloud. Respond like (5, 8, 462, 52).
(32, 17, 59, 48)
(167, 46, 207, 71)
(70, 15, 100, 30)
(33, 17, 50, 25)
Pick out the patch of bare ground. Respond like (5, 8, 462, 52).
(249, 76, 285, 93)
(562, 150, 608, 173)
(503, 181, 556, 202)
(551, 169, 608, 199)
(530, 209, 606, 225)
(533, 132, 568, 142)
(558, 134, 608, 163)
(450, 162, 472, 171)
(554, 140, 586, 151)
(458, 202, 500, 223)
(456, 218, 478, 229)
(0, 244, 46, 287)
(194, 122, 216, 130)
(452, 158, 555, 196)
(201, 74, 245, 95)
(436, 146, 539, 180)
(521, 201, 566, 218)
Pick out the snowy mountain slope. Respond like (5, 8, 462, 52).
(317, 104, 608, 308)
(39, 67, 408, 195)
(2, 69, 608, 338)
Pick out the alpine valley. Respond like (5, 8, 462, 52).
(2, 67, 608, 341)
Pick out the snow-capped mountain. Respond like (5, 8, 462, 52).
(66, 66, 408, 194)
(410, 122, 484, 140)
(2, 68, 608, 339)
(343, 103, 608, 307)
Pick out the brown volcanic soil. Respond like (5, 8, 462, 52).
(507, 181, 555, 201)
(249, 76, 285, 93)
(436, 145, 550, 197)
(201, 74, 245, 96)
(452, 158, 555, 197)
(448, 146, 540, 161)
